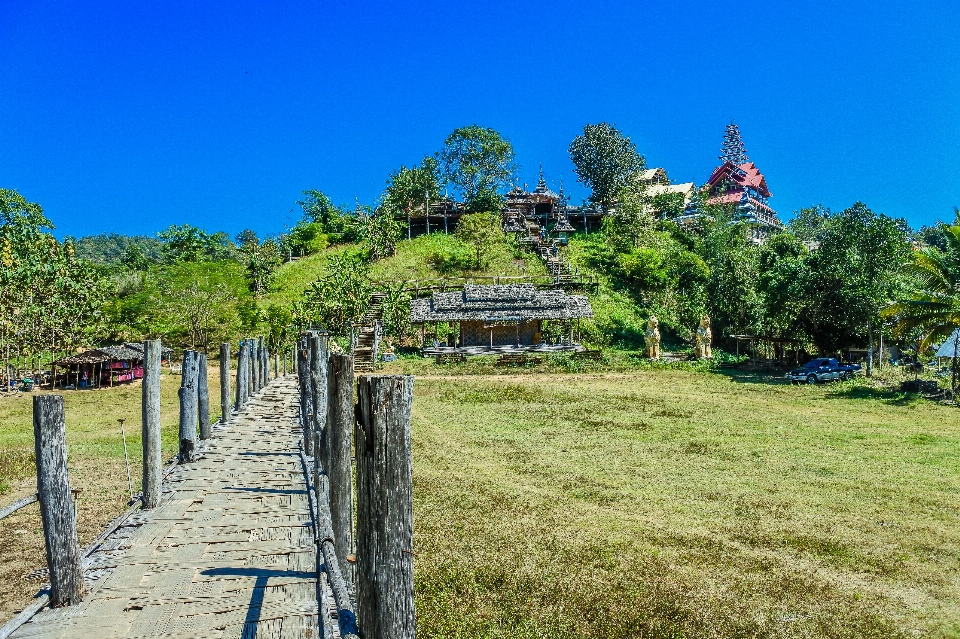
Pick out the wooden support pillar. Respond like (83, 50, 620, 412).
(178, 350, 199, 462)
(141, 339, 162, 509)
(219, 343, 231, 424)
(197, 352, 211, 439)
(327, 352, 355, 586)
(261, 337, 268, 386)
(33, 395, 84, 607)
(274, 353, 279, 379)
(355, 375, 416, 637)
(282, 351, 287, 376)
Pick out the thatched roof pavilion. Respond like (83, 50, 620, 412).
(410, 284, 592, 350)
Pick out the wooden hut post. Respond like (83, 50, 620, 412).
(274, 353, 279, 379)
(197, 352, 211, 439)
(32, 395, 84, 606)
(141, 340, 162, 509)
(327, 352, 355, 585)
(178, 350, 199, 462)
(219, 343, 231, 424)
(355, 375, 416, 637)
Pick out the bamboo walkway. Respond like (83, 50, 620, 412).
(11, 376, 335, 639)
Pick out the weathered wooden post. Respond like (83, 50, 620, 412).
(327, 352, 355, 584)
(219, 343, 231, 424)
(259, 337, 266, 387)
(141, 339, 162, 509)
(301, 337, 315, 456)
(251, 338, 260, 394)
(178, 350, 199, 462)
(296, 337, 309, 444)
(274, 353, 279, 379)
(235, 340, 248, 410)
(33, 395, 84, 606)
(282, 351, 287, 376)
(355, 375, 416, 637)
(197, 352, 211, 439)
(310, 335, 327, 463)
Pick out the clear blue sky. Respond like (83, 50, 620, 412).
(1, 0, 957, 239)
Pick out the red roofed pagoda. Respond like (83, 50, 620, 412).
(702, 122, 783, 236)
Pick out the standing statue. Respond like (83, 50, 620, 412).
(695, 316, 713, 359)
(644, 316, 661, 360)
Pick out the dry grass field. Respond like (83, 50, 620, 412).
(394, 366, 959, 639)
(1, 364, 957, 638)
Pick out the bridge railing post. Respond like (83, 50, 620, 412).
(219, 343, 231, 424)
(141, 339, 162, 509)
(328, 352, 355, 587)
(198, 351, 211, 439)
(355, 375, 416, 638)
(309, 334, 327, 462)
(178, 350, 198, 462)
(33, 394, 84, 607)
(298, 336, 313, 453)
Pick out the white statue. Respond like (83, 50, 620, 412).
(645, 316, 661, 360)
(695, 316, 712, 359)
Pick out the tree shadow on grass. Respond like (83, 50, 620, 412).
(825, 385, 924, 406)
(712, 369, 792, 386)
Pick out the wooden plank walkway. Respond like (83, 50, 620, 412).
(11, 376, 332, 639)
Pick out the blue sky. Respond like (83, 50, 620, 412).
(1, 0, 958, 239)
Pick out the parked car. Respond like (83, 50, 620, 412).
(786, 358, 862, 384)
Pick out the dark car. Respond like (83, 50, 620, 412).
(786, 358, 862, 384)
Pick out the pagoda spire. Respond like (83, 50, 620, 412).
(719, 121, 749, 166)
(537, 163, 546, 190)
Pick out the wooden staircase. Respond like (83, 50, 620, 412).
(353, 292, 387, 373)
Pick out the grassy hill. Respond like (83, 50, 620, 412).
(262, 232, 548, 308)
(261, 230, 658, 351)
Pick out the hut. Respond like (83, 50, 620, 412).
(410, 284, 593, 353)
(51, 344, 151, 389)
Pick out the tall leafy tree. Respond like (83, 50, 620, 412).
(568, 123, 645, 207)
(803, 203, 910, 373)
(235, 230, 283, 295)
(382, 157, 441, 216)
(157, 224, 235, 263)
(302, 253, 372, 335)
(455, 212, 501, 268)
(438, 125, 517, 209)
(883, 220, 960, 392)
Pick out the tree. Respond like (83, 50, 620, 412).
(359, 209, 403, 261)
(235, 230, 283, 295)
(154, 262, 247, 351)
(382, 157, 441, 216)
(297, 190, 339, 228)
(568, 123, 645, 207)
(455, 212, 501, 268)
(157, 224, 235, 263)
(302, 253, 372, 335)
(603, 182, 655, 251)
(0, 189, 108, 377)
(883, 221, 960, 393)
(803, 203, 910, 373)
(438, 125, 517, 209)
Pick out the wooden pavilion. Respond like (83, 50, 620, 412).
(410, 284, 593, 353)
(51, 343, 162, 389)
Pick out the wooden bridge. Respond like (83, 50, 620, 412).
(1, 335, 415, 639)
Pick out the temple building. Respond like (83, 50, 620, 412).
(700, 122, 784, 235)
(634, 168, 696, 218)
(410, 284, 593, 351)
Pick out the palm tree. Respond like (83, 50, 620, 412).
(882, 221, 960, 394)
